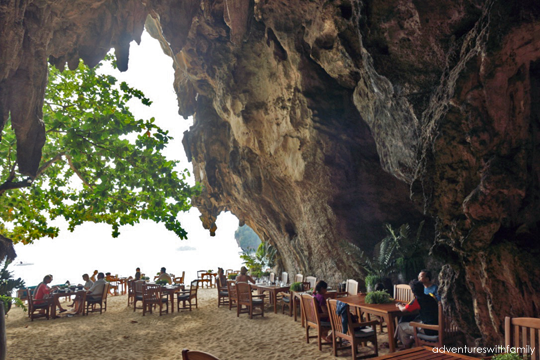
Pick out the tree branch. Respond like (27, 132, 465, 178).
(35, 152, 66, 179)
(65, 155, 93, 189)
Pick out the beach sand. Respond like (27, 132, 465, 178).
(5, 289, 391, 359)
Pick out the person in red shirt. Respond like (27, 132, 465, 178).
(34, 274, 67, 314)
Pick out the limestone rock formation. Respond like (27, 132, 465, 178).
(1, 0, 539, 347)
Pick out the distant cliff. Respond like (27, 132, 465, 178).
(234, 225, 261, 252)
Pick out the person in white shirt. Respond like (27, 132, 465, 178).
(81, 274, 93, 290)
(87, 272, 107, 299)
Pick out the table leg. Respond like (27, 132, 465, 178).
(170, 292, 174, 313)
(293, 294, 297, 321)
(385, 314, 397, 353)
(273, 290, 278, 314)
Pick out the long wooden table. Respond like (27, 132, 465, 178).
(251, 284, 290, 313)
(51, 290, 86, 318)
(375, 346, 479, 359)
(339, 294, 406, 353)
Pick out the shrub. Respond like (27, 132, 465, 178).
(492, 352, 529, 360)
(155, 280, 168, 286)
(289, 282, 304, 292)
(364, 290, 392, 304)
(262, 271, 271, 276)
(228, 274, 237, 280)
(365, 275, 383, 291)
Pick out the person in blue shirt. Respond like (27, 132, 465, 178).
(418, 269, 440, 301)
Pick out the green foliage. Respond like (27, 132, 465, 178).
(234, 225, 262, 251)
(0, 295, 26, 314)
(357, 234, 399, 280)
(364, 275, 383, 291)
(155, 280, 168, 286)
(227, 273, 237, 280)
(0, 258, 25, 297)
(262, 271, 270, 276)
(239, 241, 278, 278)
(290, 282, 303, 292)
(493, 351, 529, 360)
(389, 222, 427, 281)
(364, 290, 392, 304)
(0, 56, 199, 244)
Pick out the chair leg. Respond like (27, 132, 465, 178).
(332, 333, 337, 356)
(306, 326, 310, 343)
(318, 329, 322, 351)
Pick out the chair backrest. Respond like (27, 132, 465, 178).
(225, 269, 234, 276)
(269, 273, 275, 283)
(190, 280, 199, 297)
(134, 280, 145, 295)
(182, 348, 220, 360)
(295, 274, 304, 283)
(281, 272, 288, 284)
(102, 283, 110, 301)
(345, 279, 358, 295)
(197, 270, 205, 279)
(505, 317, 540, 359)
(327, 299, 351, 335)
(300, 294, 321, 326)
(142, 284, 161, 301)
(306, 276, 317, 289)
(127, 280, 134, 296)
(227, 281, 238, 300)
(394, 284, 414, 303)
(236, 282, 252, 305)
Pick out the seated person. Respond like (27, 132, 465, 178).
(235, 266, 255, 284)
(134, 267, 141, 280)
(34, 274, 67, 314)
(418, 269, 441, 301)
(105, 272, 119, 295)
(396, 280, 439, 348)
(87, 272, 107, 299)
(156, 267, 172, 284)
(217, 267, 228, 288)
(80, 274, 93, 290)
(313, 280, 332, 341)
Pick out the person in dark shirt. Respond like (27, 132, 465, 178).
(396, 280, 439, 348)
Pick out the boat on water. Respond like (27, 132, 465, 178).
(14, 261, 34, 266)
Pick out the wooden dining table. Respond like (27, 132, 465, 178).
(251, 284, 290, 314)
(374, 346, 479, 359)
(51, 290, 86, 319)
(161, 285, 185, 313)
(339, 294, 407, 353)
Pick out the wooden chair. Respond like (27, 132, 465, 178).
(227, 281, 238, 310)
(177, 280, 199, 311)
(300, 294, 332, 351)
(345, 279, 359, 296)
(181, 349, 220, 360)
(281, 272, 289, 284)
(133, 280, 145, 312)
(411, 302, 460, 348)
(295, 274, 304, 283)
(27, 288, 51, 321)
(85, 283, 109, 315)
(282, 282, 310, 317)
(217, 276, 229, 307)
(306, 276, 317, 289)
(197, 270, 211, 288)
(236, 282, 265, 319)
(394, 284, 414, 303)
(174, 271, 185, 285)
(127, 280, 135, 307)
(505, 317, 540, 360)
(225, 269, 234, 276)
(327, 299, 378, 359)
(142, 284, 168, 316)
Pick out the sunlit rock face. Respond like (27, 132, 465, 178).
(1, 0, 539, 346)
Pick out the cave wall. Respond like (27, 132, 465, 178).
(1, 0, 539, 346)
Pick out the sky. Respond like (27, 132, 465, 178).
(10, 31, 244, 287)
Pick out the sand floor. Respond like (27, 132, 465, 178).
(5, 288, 392, 360)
